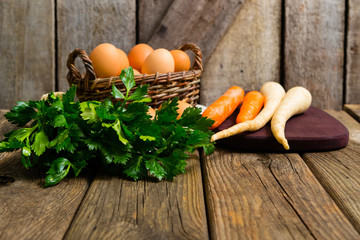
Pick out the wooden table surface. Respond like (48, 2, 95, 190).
(0, 105, 360, 240)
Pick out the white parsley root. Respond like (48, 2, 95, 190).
(271, 86, 312, 150)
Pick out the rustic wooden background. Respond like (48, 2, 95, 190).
(0, 0, 359, 110)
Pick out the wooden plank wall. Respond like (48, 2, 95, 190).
(284, 0, 345, 110)
(0, 0, 55, 109)
(0, 0, 359, 110)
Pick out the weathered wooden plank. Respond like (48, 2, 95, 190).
(0, 0, 55, 109)
(57, 0, 136, 91)
(0, 110, 91, 240)
(284, 0, 345, 110)
(346, 0, 360, 104)
(301, 110, 360, 233)
(200, 0, 281, 106)
(201, 148, 360, 239)
(137, 0, 174, 43)
(344, 104, 360, 123)
(328, 109, 360, 145)
(64, 153, 208, 240)
(148, 0, 244, 63)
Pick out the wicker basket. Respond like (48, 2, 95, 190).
(66, 43, 203, 108)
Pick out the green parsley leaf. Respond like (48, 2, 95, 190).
(5, 101, 37, 126)
(9, 126, 37, 142)
(112, 119, 128, 145)
(127, 85, 151, 102)
(54, 115, 67, 128)
(80, 101, 101, 123)
(50, 98, 64, 111)
(111, 84, 125, 99)
(96, 99, 117, 120)
(62, 85, 77, 105)
(0, 138, 23, 153)
(84, 138, 102, 151)
(72, 160, 87, 176)
(120, 67, 135, 96)
(160, 150, 188, 180)
(31, 130, 50, 156)
(178, 106, 214, 131)
(203, 143, 216, 155)
(21, 154, 32, 169)
(145, 158, 166, 180)
(44, 157, 72, 187)
(140, 135, 156, 141)
(123, 156, 147, 181)
(50, 129, 70, 152)
(157, 98, 179, 124)
(22, 146, 31, 157)
(120, 102, 149, 122)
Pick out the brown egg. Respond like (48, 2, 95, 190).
(170, 50, 191, 72)
(176, 100, 192, 119)
(89, 43, 124, 78)
(147, 107, 156, 120)
(141, 48, 175, 74)
(128, 43, 154, 71)
(117, 48, 130, 75)
(133, 69, 141, 75)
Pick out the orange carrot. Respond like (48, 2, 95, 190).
(202, 86, 244, 129)
(236, 91, 264, 123)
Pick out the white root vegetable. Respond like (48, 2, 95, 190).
(40, 92, 65, 101)
(211, 82, 285, 142)
(271, 86, 312, 150)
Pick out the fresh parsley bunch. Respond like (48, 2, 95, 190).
(0, 67, 215, 187)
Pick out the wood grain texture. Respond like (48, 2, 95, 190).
(301, 110, 360, 233)
(201, 148, 360, 239)
(327, 109, 360, 144)
(64, 153, 208, 240)
(0, 110, 91, 240)
(148, 0, 244, 63)
(57, 0, 136, 91)
(200, 0, 281, 106)
(284, 0, 345, 110)
(344, 104, 360, 123)
(0, 0, 55, 109)
(346, 0, 360, 104)
(137, 0, 174, 43)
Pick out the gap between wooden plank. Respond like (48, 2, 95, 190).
(345, 0, 360, 104)
(54, 0, 59, 92)
(342, 0, 349, 106)
(198, 149, 214, 240)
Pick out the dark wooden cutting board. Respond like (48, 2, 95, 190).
(213, 106, 349, 152)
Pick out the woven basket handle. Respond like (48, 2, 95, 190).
(66, 49, 96, 90)
(178, 43, 203, 72)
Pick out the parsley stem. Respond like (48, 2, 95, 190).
(118, 99, 127, 113)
